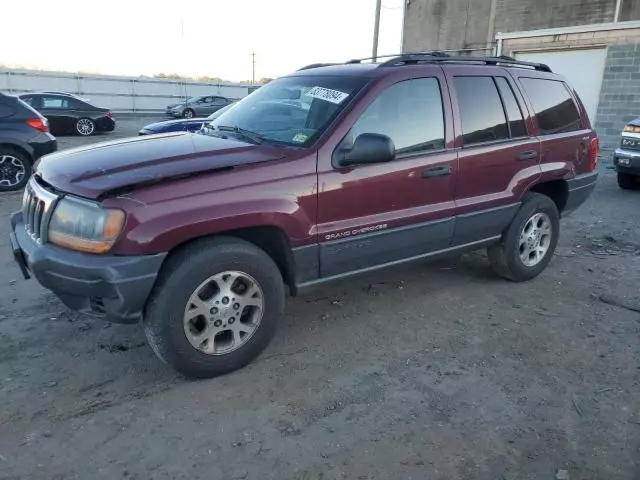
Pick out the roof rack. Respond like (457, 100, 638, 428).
(346, 51, 450, 64)
(297, 63, 339, 71)
(297, 52, 551, 73)
(378, 52, 552, 72)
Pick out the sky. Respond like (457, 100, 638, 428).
(1, 0, 404, 82)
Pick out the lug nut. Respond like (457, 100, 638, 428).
(210, 307, 218, 314)
(229, 317, 235, 324)
(214, 320, 222, 327)
(233, 303, 240, 310)
(222, 297, 229, 305)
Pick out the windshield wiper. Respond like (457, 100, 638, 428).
(215, 125, 265, 145)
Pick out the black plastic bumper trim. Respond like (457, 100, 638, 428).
(9, 211, 166, 324)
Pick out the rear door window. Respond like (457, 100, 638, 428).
(454, 76, 509, 145)
(519, 78, 582, 134)
(495, 77, 527, 138)
(42, 96, 70, 109)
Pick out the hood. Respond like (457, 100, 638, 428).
(142, 118, 206, 132)
(36, 132, 287, 199)
(628, 118, 640, 128)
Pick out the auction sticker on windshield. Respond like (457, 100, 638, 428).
(306, 86, 349, 104)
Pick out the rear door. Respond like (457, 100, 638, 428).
(445, 67, 541, 245)
(515, 75, 592, 177)
(197, 96, 215, 115)
(316, 70, 457, 277)
(211, 96, 228, 113)
(37, 95, 75, 133)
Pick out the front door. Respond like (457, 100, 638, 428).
(316, 73, 457, 278)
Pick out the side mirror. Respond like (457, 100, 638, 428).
(339, 133, 395, 167)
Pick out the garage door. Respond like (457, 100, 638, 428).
(515, 48, 607, 124)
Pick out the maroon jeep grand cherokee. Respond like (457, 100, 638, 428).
(10, 54, 599, 378)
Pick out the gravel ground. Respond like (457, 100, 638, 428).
(0, 120, 639, 480)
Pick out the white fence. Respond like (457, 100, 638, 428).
(0, 68, 253, 113)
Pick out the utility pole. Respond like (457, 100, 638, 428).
(251, 51, 256, 84)
(372, 0, 382, 61)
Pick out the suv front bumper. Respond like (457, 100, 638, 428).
(9, 211, 166, 324)
(613, 148, 640, 174)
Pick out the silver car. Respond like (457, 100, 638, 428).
(167, 95, 233, 118)
(613, 118, 640, 189)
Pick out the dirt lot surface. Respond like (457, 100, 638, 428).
(1, 119, 639, 479)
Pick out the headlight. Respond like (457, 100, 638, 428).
(623, 125, 640, 133)
(48, 196, 125, 254)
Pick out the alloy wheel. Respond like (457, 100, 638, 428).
(0, 154, 26, 188)
(518, 212, 552, 267)
(76, 118, 95, 136)
(183, 271, 264, 355)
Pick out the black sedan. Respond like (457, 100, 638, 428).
(19, 93, 115, 136)
(139, 102, 235, 136)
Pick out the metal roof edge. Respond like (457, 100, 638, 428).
(496, 20, 640, 40)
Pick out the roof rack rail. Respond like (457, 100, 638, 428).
(296, 52, 551, 73)
(297, 63, 339, 71)
(379, 53, 552, 72)
(346, 51, 450, 64)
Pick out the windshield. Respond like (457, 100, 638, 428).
(207, 75, 366, 146)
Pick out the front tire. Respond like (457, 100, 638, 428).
(617, 172, 636, 190)
(488, 192, 559, 282)
(143, 237, 285, 378)
(75, 118, 96, 136)
(0, 148, 31, 192)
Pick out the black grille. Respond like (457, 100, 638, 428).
(22, 177, 59, 244)
(620, 136, 640, 152)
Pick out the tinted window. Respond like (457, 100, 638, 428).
(213, 97, 227, 105)
(495, 77, 527, 138)
(21, 96, 34, 106)
(520, 78, 582, 135)
(42, 96, 70, 109)
(454, 76, 508, 145)
(350, 78, 445, 156)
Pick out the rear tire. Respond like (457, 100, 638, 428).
(0, 147, 31, 192)
(75, 118, 95, 136)
(488, 192, 559, 282)
(143, 237, 285, 378)
(182, 108, 195, 119)
(617, 172, 636, 190)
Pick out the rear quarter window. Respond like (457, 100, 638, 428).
(519, 78, 582, 135)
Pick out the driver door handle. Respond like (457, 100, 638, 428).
(516, 150, 538, 161)
(422, 165, 452, 178)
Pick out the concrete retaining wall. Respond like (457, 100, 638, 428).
(0, 68, 252, 112)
